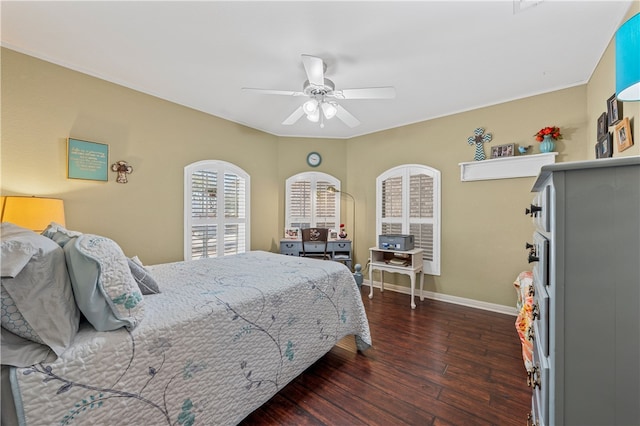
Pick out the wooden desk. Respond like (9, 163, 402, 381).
(369, 247, 424, 309)
(280, 239, 352, 270)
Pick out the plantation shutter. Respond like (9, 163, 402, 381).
(286, 172, 340, 230)
(377, 165, 440, 275)
(315, 180, 337, 229)
(190, 170, 218, 258)
(223, 172, 246, 255)
(288, 180, 312, 229)
(184, 161, 250, 260)
(381, 175, 403, 235)
(409, 173, 435, 263)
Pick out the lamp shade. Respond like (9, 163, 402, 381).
(0, 196, 65, 232)
(616, 13, 640, 101)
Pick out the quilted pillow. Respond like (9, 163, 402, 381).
(64, 234, 144, 331)
(0, 223, 80, 356)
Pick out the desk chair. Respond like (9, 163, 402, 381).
(300, 228, 331, 260)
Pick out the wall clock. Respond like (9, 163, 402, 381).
(306, 152, 322, 167)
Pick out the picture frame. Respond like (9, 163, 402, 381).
(284, 227, 300, 240)
(597, 112, 607, 139)
(67, 138, 109, 181)
(614, 117, 633, 152)
(607, 94, 622, 126)
(597, 133, 613, 159)
(329, 229, 338, 240)
(490, 143, 515, 159)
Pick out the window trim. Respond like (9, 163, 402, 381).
(184, 160, 250, 260)
(376, 164, 441, 275)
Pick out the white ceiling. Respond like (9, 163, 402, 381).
(1, 1, 633, 139)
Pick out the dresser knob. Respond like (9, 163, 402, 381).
(525, 204, 542, 217)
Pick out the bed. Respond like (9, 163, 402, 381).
(0, 223, 371, 425)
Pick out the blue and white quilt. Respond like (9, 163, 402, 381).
(9, 251, 371, 425)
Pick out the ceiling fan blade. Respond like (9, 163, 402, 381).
(301, 54, 325, 87)
(335, 105, 360, 128)
(333, 87, 396, 100)
(242, 87, 305, 96)
(282, 106, 305, 125)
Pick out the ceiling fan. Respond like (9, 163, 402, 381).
(242, 55, 396, 128)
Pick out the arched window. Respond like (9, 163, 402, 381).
(376, 164, 441, 275)
(285, 172, 340, 229)
(184, 160, 250, 260)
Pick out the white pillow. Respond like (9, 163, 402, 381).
(0, 239, 36, 278)
(0, 223, 80, 356)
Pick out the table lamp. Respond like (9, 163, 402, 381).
(0, 196, 65, 233)
(616, 13, 640, 101)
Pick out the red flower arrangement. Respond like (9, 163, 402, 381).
(534, 126, 562, 142)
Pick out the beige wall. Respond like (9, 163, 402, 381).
(1, 49, 281, 265)
(347, 86, 589, 306)
(2, 7, 638, 308)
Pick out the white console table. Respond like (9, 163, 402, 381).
(368, 247, 424, 309)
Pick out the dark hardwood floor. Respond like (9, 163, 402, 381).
(240, 286, 531, 425)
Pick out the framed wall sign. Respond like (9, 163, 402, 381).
(67, 138, 109, 181)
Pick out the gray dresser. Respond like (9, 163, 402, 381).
(526, 156, 639, 425)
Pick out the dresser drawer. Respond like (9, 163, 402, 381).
(531, 232, 549, 287)
(304, 242, 326, 251)
(531, 337, 549, 426)
(531, 276, 549, 357)
(280, 242, 299, 256)
(531, 185, 551, 232)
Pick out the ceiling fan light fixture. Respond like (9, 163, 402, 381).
(306, 108, 320, 122)
(321, 102, 338, 119)
(303, 99, 318, 115)
(245, 55, 394, 129)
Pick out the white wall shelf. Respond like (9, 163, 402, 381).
(459, 152, 558, 181)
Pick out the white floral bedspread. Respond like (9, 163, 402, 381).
(9, 251, 371, 425)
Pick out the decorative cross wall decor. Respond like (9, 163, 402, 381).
(111, 161, 133, 183)
(467, 128, 492, 161)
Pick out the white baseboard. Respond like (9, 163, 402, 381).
(363, 280, 517, 316)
